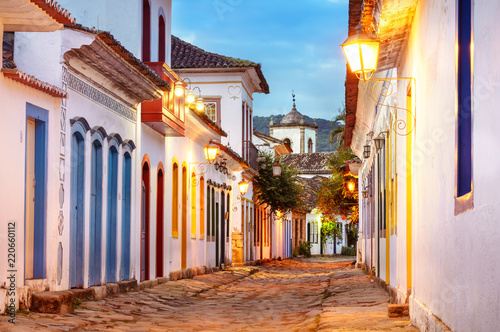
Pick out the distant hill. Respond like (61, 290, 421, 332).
(253, 115, 339, 152)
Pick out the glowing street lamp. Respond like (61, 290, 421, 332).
(174, 81, 184, 96)
(238, 179, 249, 196)
(203, 141, 219, 164)
(347, 180, 356, 193)
(341, 24, 381, 82)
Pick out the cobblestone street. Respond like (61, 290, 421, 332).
(2, 258, 417, 331)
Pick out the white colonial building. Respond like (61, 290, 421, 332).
(346, 0, 500, 331)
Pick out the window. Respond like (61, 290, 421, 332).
(308, 138, 313, 153)
(204, 99, 221, 125)
(200, 177, 205, 239)
(142, 0, 151, 61)
(455, 0, 473, 214)
(158, 14, 166, 62)
(172, 159, 179, 237)
(212, 187, 216, 242)
(284, 138, 291, 149)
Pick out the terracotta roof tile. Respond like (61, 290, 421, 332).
(65, 24, 170, 91)
(30, 0, 75, 25)
(281, 152, 335, 175)
(190, 108, 227, 137)
(2, 67, 67, 98)
(171, 35, 269, 94)
(298, 176, 325, 211)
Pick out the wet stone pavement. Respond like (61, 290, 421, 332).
(2, 257, 418, 331)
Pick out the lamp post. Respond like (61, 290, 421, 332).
(363, 144, 371, 159)
(190, 140, 220, 186)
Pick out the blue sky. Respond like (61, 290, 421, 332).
(172, 0, 349, 121)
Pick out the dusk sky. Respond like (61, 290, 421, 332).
(172, 0, 349, 122)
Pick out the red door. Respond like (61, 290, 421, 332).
(156, 168, 164, 277)
(141, 162, 150, 281)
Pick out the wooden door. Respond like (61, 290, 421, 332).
(181, 166, 187, 270)
(121, 153, 131, 280)
(106, 146, 118, 282)
(89, 140, 103, 286)
(70, 132, 85, 288)
(156, 168, 164, 277)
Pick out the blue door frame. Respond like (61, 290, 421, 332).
(25, 104, 48, 280)
(121, 152, 132, 280)
(70, 119, 87, 288)
(89, 139, 103, 286)
(106, 146, 118, 282)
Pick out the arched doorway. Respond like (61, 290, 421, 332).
(141, 157, 150, 281)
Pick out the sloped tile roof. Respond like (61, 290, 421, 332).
(171, 35, 269, 94)
(65, 24, 170, 91)
(281, 152, 335, 175)
(2, 67, 67, 98)
(298, 176, 325, 212)
(31, 0, 75, 25)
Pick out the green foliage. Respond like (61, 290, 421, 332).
(253, 114, 339, 152)
(293, 241, 312, 257)
(329, 106, 346, 149)
(315, 107, 360, 225)
(320, 216, 343, 245)
(253, 152, 305, 214)
(341, 246, 357, 256)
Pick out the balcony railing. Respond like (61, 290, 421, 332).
(243, 140, 258, 170)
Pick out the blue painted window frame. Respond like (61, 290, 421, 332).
(455, 0, 474, 214)
(25, 103, 48, 280)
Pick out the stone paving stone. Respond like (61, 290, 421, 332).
(0, 258, 420, 331)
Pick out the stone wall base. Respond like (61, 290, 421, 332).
(410, 295, 452, 332)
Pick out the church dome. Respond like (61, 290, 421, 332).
(280, 104, 305, 124)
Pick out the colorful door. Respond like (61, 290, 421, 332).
(141, 161, 150, 281)
(70, 131, 85, 288)
(156, 168, 164, 277)
(181, 165, 187, 270)
(25, 112, 47, 280)
(89, 140, 103, 286)
(220, 191, 225, 267)
(106, 146, 118, 282)
(121, 153, 131, 280)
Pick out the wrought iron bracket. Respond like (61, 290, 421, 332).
(367, 77, 416, 136)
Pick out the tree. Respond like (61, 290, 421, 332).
(253, 152, 305, 215)
(318, 106, 360, 245)
(329, 106, 346, 149)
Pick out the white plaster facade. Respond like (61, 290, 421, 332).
(351, 0, 500, 331)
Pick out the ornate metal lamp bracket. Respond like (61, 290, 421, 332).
(368, 77, 416, 136)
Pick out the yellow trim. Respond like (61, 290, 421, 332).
(191, 171, 197, 238)
(172, 157, 179, 238)
(406, 91, 413, 288)
(395, 126, 398, 235)
(189, 81, 254, 101)
(200, 177, 205, 238)
(386, 133, 390, 285)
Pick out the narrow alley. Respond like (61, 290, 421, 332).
(2, 258, 416, 331)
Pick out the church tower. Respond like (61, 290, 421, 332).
(268, 94, 318, 153)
